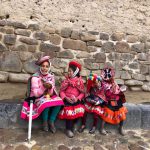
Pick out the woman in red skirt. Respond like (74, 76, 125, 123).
(59, 61, 85, 138)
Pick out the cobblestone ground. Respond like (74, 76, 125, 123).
(0, 128, 149, 150)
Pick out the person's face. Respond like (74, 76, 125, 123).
(93, 80, 100, 87)
(40, 61, 50, 74)
(68, 67, 74, 78)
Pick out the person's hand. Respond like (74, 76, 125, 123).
(42, 82, 52, 89)
(72, 97, 78, 103)
(65, 97, 74, 104)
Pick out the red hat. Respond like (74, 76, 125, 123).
(35, 56, 50, 66)
(69, 61, 81, 71)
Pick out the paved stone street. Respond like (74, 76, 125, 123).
(0, 128, 150, 150)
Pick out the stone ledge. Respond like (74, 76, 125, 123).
(0, 102, 150, 129)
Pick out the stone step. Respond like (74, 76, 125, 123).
(0, 102, 150, 129)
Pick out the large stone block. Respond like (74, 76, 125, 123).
(138, 104, 150, 129)
(19, 51, 33, 61)
(80, 32, 97, 41)
(23, 60, 39, 74)
(111, 32, 125, 41)
(131, 43, 144, 53)
(115, 42, 130, 53)
(49, 34, 61, 45)
(100, 33, 109, 40)
(7, 21, 27, 29)
(40, 43, 60, 52)
(57, 50, 74, 59)
(94, 52, 106, 63)
(9, 73, 30, 83)
(15, 29, 31, 37)
(121, 53, 134, 61)
(84, 62, 99, 70)
(19, 37, 38, 45)
(0, 52, 22, 73)
(101, 42, 114, 52)
(124, 103, 141, 129)
(63, 39, 87, 51)
(4, 34, 16, 45)
(76, 52, 91, 58)
(33, 31, 49, 41)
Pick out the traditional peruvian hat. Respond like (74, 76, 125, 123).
(87, 72, 101, 93)
(69, 61, 82, 71)
(35, 56, 51, 66)
(101, 66, 115, 81)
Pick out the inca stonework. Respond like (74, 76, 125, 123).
(0, 20, 150, 91)
(1, 0, 150, 37)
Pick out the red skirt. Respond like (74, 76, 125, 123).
(84, 102, 104, 117)
(58, 100, 85, 120)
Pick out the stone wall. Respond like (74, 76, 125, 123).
(1, 0, 150, 37)
(0, 20, 150, 91)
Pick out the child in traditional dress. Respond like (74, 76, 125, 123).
(59, 61, 85, 138)
(100, 66, 127, 135)
(78, 72, 106, 134)
(21, 56, 64, 133)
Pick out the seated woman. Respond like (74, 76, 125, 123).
(79, 72, 106, 134)
(21, 56, 64, 133)
(58, 61, 85, 138)
(100, 66, 127, 135)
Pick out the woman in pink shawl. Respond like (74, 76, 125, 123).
(21, 56, 64, 133)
